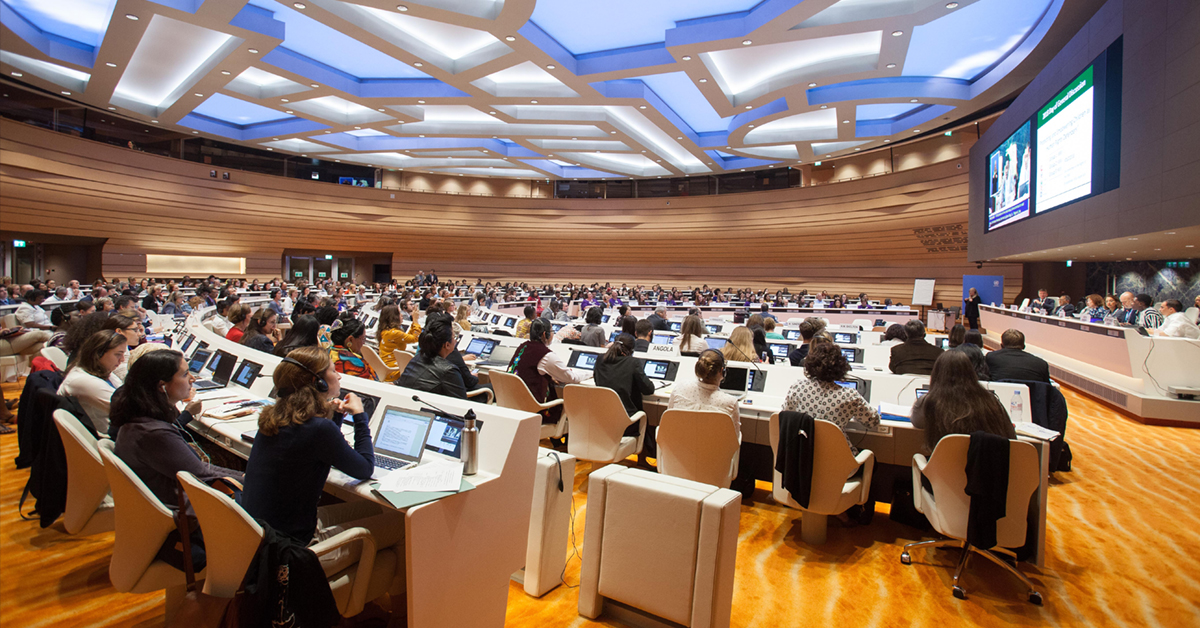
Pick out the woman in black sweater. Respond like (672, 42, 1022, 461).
(593, 333, 655, 438)
(241, 346, 403, 562)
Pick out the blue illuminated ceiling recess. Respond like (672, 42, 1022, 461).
(0, 0, 1074, 180)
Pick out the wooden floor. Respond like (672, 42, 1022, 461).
(3, 379, 1199, 628)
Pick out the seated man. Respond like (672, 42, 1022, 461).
(985, 329, 1051, 383)
(888, 319, 943, 375)
(787, 320, 816, 367)
(633, 319, 653, 352)
(1155, 299, 1200, 339)
(1133, 293, 1164, 329)
(1053, 294, 1075, 318)
(646, 305, 670, 331)
(1029, 288, 1056, 315)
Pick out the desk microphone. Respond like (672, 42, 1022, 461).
(411, 394, 474, 421)
(413, 395, 478, 475)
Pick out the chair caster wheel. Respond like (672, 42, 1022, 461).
(900, 552, 911, 565)
(1029, 591, 1043, 606)
(953, 586, 967, 600)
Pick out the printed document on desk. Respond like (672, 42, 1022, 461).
(379, 458, 464, 493)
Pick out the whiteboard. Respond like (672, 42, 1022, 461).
(912, 279, 936, 307)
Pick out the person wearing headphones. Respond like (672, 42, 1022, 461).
(110, 349, 233, 570)
(395, 316, 467, 399)
(509, 318, 589, 426)
(666, 349, 740, 433)
(242, 346, 403, 564)
(594, 333, 656, 439)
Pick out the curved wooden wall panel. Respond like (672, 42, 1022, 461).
(0, 121, 1021, 304)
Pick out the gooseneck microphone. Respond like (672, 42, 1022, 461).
(411, 394, 476, 422)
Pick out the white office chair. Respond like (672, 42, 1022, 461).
(177, 472, 399, 617)
(852, 318, 874, 331)
(900, 435, 1043, 604)
(491, 371, 567, 440)
(656, 410, 740, 488)
(360, 344, 399, 382)
(1, 313, 17, 329)
(97, 441, 196, 623)
(578, 466, 740, 628)
(53, 410, 114, 536)
(391, 349, 414, 373)
(767, 413, 875, 544)
(40, 346, 69, 371)
(563, 385, 647, 489)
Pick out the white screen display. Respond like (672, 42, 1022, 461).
(1036, 65, 1094, 213)
(376, 410, 430, 459)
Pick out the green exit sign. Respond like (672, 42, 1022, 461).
(1166, 261, 1191, 269)
(13, 240, 27, 248)
(340, 272, 348, 278)
(294, 271, 303, 277)
(318, 272, 327, 278)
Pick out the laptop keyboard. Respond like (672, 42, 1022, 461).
(375, 457, 416, 472)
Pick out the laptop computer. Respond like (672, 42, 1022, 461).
(706, 337, 728, 350)
(476, 344, 516, 368)
(464, 337, 499, 360)
(372, 406, 436, 473)
(194, 350, 237, 391)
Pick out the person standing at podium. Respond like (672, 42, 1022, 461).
(963, 287, 982, 330)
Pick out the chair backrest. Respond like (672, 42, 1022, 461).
(1, 313, 16, 329)
(563, 385, 634, 462)
(490, 370, 545, 414)
(852, 318, 874, 331)
(53, 410, 110, 534)
(97, 444, 180, 592)
(360, 344, 390, 381)
(921, 435, 1040, 548)
(178, 472, 264, 598)
(392, 349, 414, 372)
(768, 413, 866, 513)
(40, 346, 69, 371)
(656, 410, 739, 487)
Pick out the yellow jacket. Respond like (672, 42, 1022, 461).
(379, 321, 421, 372)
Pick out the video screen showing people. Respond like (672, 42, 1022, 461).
(986, 121, 1032, 231)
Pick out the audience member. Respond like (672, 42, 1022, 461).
(782, 342, 880, 455)
(593, 333, 655, 439)
(912, 351, 1016, 453)
(273, 315, 320, 357)
(395, 316, 465, 398)
(1156, 299, 1200, 338)
(722, 326, 760, 363)
(674, 315, 707, 354)
(647, 305, 670, 332)
(787, 320, 817, 367)
(888, 319, 943, 375)
(985, 329, 1050, 383)
(57, 330, 127, 433)
(666, 349, 740, 434)
(328, 318, 376, 381)
(241, 308, 279, 354)
(581, 307, 607, 347)
(508, 318, 587, 425)
(515, 305, 536, 339)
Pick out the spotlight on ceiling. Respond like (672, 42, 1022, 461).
(397, 4, 408, 10)
(505, 35, 516, 41)
(125, 14, 138, 20)
(892, 30, 904, 36)
(742, 40, 752, 45)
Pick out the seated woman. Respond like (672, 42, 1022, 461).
(141, 285, 163, 314)
(274, 314, 319, 357)
(781, 342, 880, 455)
(666, 349, 740, 433)
(242, 346, 403, 564)
(580, 307, 607, 347)
(619, 316, 637, 338)
(1076, 294, 1106, 321)
(57, 330, 127, 434)
(395, 316, 466, 398)
(378, 303, 421, 372)
(328, 318, 377, 381)
(509, 318, 588, 425)
(241, 308, 279, 354)
(110, 349, 238, 569)
(46, 304, 79, 349)
(763, 318, 784, 340)
(674, 315, 707, 354)
(593, 334, 655, 439)
(515, 305, 536, 339)
(160, 291, 187, 317)
(453, 303, 472, 334)
(912, 350, 1015, 453)
(224, 303, 252, 343)
(950, 327, 990, 380)
(721, 326, 761, 363)
(314, 305, 340, 352)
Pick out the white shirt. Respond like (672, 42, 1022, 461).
(674, 334, 707, 353)
(537, 350, 587, 385)
(666, 379, 741, 435)
(14, 302, 50, 327)
(58, 368, 122, 435)
(1159, 312, 1200, 339)
(211, 315, 231, 337)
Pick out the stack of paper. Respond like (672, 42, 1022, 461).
(878, 402, 914, 420)
(1015, 422, 1061, 441)
(378, 459, 464, 494)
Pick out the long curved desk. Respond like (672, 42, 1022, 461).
(178, 305, 541, 628)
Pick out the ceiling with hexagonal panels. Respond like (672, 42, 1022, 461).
(0, 0, 1083, 180)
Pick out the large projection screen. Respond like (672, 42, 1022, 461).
(1035, 65, 1095, 214)
(985, 121, 1032, 231)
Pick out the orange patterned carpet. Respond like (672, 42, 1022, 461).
(3, 379, 1199, 627)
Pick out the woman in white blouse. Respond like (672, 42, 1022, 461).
(673, 315, 708, 354)
(57, 330, 128, 435)
(666, 349, 740, 434)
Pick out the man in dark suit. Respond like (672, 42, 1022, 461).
(633, 319, 653, 352)
(787, 320, 816, 367)
(888, 319, 944, 375)
(646, 305, 670, 332)
(985, 329, 1051, 383)
(1030, 289, 1056, 315)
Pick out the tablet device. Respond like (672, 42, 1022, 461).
(834, 332, 858, 345)
(720, 366, 748, 393)
(568, 351, 600, 371)
(231, 360, 262, 389)
(424, 414, 485, 458)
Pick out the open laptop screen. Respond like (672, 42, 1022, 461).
(720, 366, 748, 392)
(706, 337, 727, 350)
(374, 408, 435, 463)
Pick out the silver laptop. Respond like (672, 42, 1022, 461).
(372, 407, 436, 474)
(477, 344, 516, 367)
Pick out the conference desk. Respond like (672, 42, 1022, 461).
(592, 303, 921, 326)
(462, 332, 1050, 567)
(979, 305, 1200, 424)
(180, 307, 541, 628)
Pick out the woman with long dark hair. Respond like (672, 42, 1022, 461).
(328, 317, 376, 381)
(240, 308, 279, 354)
(509, 318, 587, 424)
(57, 330, 128, 434)
(395, 315, 465, 398)
(912, 351, 1015, 453)
(273, 314, 320, 357)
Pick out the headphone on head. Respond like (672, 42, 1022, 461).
(281, 356, 329, 393)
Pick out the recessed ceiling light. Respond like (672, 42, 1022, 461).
(699, 78, 708, 83)
(105, 62, 117, 68)
(293, 2, 306, 8)
(530, 100, 538, 104)
(742, 40, 752, 46)
(884, 139, 890, 143)
(854, 148, 861, 151)
(378, 108, 385, 111)
(639, 105, 647, 109)
(285, 110, 293, 113)
(192, 131, 199, 134)
(546, 64, 556, 70)
(1129, 237, 1138, 240)
(825, 154, 831, 157)
(413, 62, 423, 67)
(107, 106, 115, 110)
(910, 98, 919, 103)
(748, 124, 755, 128)
(892, 30, 903, 36)
(913, 129, 920, 132)
(820, 105, 828, 109)
(946, 2, 959, 7)
(505, 35, 516, 41)
(151, 120, 158, 123)
(610, 131, 617, 134)
(354, 127, 361, 130)
(324, 130, 331, 133)
(419, 134, 425, 137)
(397, 5, 408, 11)
(61, 91, 71, 95)
(745, 105, 753, 109)
(310, 83, 319, 88)
(682, 55, 692, 61)
(220, 70, 231, 75)
(267, 147, 274, 151)
(417, 100, 425, 104)
(490, 111, 496, 115)
(11, 72, 22, 77)
(886, 63, 897, 69)
(125, 14, 138, 20)
(248, 48, 259, 54)
(808, 82, 817, 87)
(1187, 245, 1195, 248)
(281, 98, 289, 102)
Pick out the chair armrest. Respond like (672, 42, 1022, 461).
(310, 526, 379, 615)
(466, 388, 493, 404)
(539, 398, 565, 410)
(911, 454, 929, 513)
(629, 411, 648, 455)
(854, 449, 875, 505)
